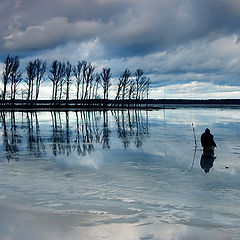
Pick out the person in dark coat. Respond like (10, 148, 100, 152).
(200, 128, 217, 173)
(201, 128, 217, 149)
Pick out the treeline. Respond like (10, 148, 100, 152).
(1, 55, 150, 106)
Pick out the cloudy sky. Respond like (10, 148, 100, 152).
(1, 0, 240, 99)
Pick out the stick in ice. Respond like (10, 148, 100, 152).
(192, 123, 197, 147)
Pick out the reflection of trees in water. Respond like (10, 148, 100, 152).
(102, 111, 111, 149)
(73, 111, 96, 156)
(0, 112, 21, 161)
(26, 112, 46, 158)
(0, 111, 46, 162)
(112, 110, 149, 149)
(0, 110, 150, 160)
(51, 111, 66, 156)
(50, 111, 102, 157)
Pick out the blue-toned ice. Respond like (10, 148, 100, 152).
(0, 109, 240, 240)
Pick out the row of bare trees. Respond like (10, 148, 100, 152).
(1, 55, 150, 105)
(2, 56, 22, 104)
(26, 59, 46, 103)
(114, 68, 150, 105)
(1, 55, 46, 103)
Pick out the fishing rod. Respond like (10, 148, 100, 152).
(192, 123, 197, 147)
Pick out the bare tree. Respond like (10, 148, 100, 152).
(128, 79, 135, 104)
(73, 61, 84, 102)
(83, 63, 95, 100)
(92, 74, 101, 100)
(100, 68, 112, 105)
(35, 59, 46, 101)
(132, 69, 151, 105)
(49, 60, 58, 101)
(49, 60, 65, 102)
(10, 56, 22, 104)
(58, 62, 66, 101)
(134, 69, 144, 101)
(65, 61, 72, 103)
(26, 60, 36, 104)
(81, 62, 88, 100)
(114, 76, 123, 102)
(88, 74, 94, 100)
(120, 69, 131, 102)
(139, 76, 150, 100)
(2, 55, 14, 103)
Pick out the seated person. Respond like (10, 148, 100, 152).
(201, 128, 217, 150)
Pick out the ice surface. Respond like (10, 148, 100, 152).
(0, 109, 240, 239)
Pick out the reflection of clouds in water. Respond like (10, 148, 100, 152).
(0, 202, 230, 240)
(149, 108, 240, 126)
(171, 229, 227, 240)
(0, 203, 228, 240)
(54, 151, 103, 169)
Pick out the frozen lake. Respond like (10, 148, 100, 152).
(0, 108, 240, 240)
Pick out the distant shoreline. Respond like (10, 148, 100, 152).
(1, 99, 240, 110)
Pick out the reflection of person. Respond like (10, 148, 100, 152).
(200, 149, 216, 173)
(200, 128, 217, 173)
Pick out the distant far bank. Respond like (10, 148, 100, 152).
(1, 99, 240, 110)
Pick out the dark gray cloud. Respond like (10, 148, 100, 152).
(0, 0, 128, 53)
(2, 0, 240, 55)
(4, 17, 102, 51)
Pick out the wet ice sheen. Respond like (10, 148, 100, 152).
(0, 109, 240, 240)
